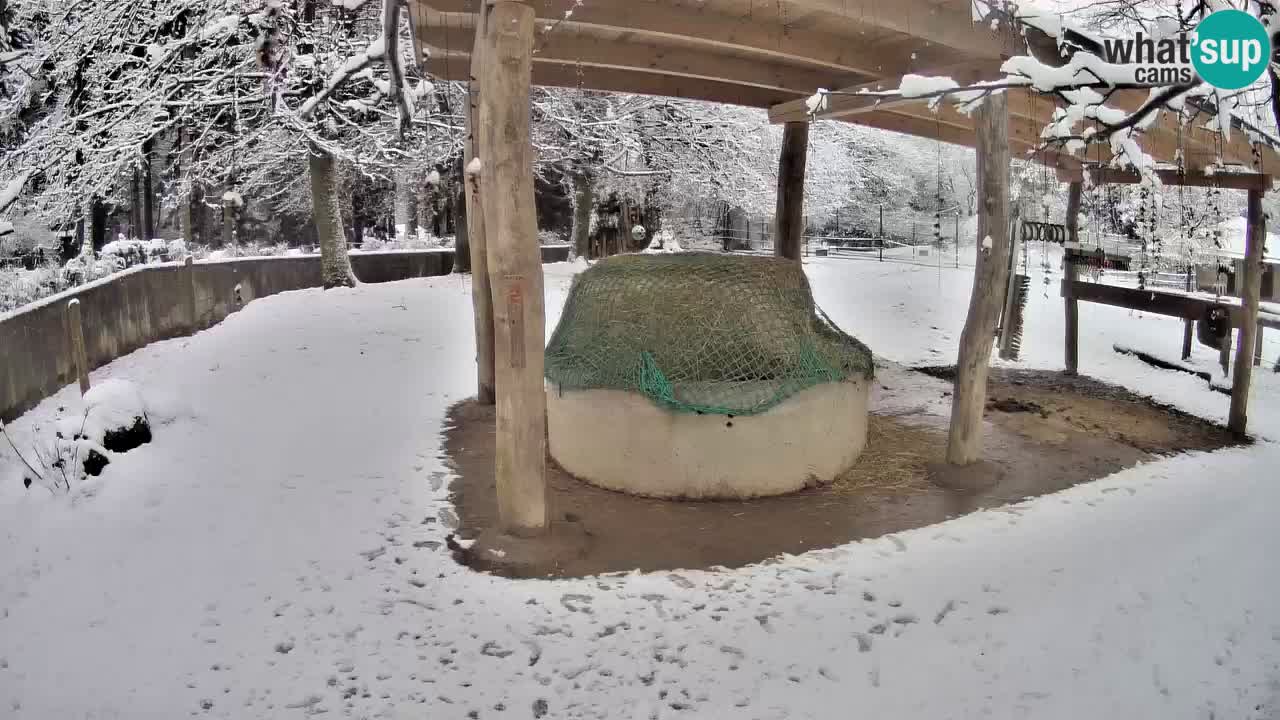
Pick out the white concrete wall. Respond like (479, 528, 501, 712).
(547, 378, 870, 499)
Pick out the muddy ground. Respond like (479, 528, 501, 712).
(442, 368, 1240, 578)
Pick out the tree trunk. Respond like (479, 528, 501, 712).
(394, 168, 416, 241)
(90, 197, 107, 252)
(178, 129, 195, 246)
(418, 176, 436, 242)
(946, 93, 1011, 465)
(570, 169, 593, 258)
(1228, 188, 1265, 435)
(478, 0, 546, 535)
(130, 169, 142, 239)
(142, 140, 155, 241)
(620, 197, 633, 251)
(308, 144, 356, 288)
(774, 121, 809, 260)
(221, 189, 237, 255)
(464, 11, 495, 403)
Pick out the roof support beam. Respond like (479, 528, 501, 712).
(768, 61, 1004, 123)
(415, 0, 948, 76)
(1055, 166, 1274, 191)
(421, 52, 799, 108)
(416, 14, 860, 95)
(783, 0, 1008, 59)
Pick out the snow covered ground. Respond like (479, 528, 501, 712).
(2, 253, 1279, 719)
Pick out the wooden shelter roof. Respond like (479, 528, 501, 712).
(407, 0, 1280, 177)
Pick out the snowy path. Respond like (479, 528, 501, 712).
(1, 259, 1279, 719)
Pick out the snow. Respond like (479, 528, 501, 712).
(0, 220, 12, 236)
(465, 157, 482, 176)
(76, 379, 147, 446)
(426, 169, 440, 186)
(221, 190, 243, 207)
(1, 258, 1278, 718)
(0, 171, 31, 213)
(199, 14, 240, 41)
(1215, 216, 1279, 260)
(805, 89, 828, 115)
(896, 74, 960, 98)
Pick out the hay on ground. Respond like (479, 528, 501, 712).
(831, 415, 941, 495)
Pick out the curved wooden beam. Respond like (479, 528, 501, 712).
(416, 16, 861, 95)
(415, 0, 960, 76)
(421, 51, 799, 108)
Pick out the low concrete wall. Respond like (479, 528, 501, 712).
(547, 378, 871, 499)
(1, 245, 571, 422)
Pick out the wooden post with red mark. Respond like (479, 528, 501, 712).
(478, 0, 548, 536)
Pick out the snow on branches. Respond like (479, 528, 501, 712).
(806, 0, 1280, 181)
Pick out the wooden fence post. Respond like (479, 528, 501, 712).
(1228, 188, 1265, 435)
(1181, 266, 1194, 360)
(774, 121, 808, 261)
(66, 299, 90, 396)
(479, 0, 547, 536)
(1063, 181, 1082, 375)
(184, 255, 198, 332)
(946, 93, 1011, 465)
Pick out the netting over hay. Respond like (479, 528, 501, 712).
(545, 252, 874, 416)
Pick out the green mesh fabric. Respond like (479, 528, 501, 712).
(545, 252, 874, 416)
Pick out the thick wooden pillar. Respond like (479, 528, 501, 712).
(477, 0, 547, 535)
(947, 93, 1011, 465)
(774, 121, 808, 261)
(1228, 188, 1265, 435)
(464, 8, 496, 404)
(1063, 180, 1082, 375)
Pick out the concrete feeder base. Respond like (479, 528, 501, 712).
(546, 379, 870, 499)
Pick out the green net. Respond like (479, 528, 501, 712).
(545, 252, 874, 416)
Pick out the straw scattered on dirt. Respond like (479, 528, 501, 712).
(831, 416, 940, 496)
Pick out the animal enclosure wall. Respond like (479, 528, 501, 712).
(0, 246, 570, 422)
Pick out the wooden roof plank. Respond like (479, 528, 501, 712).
(416, 0, 953, 76)
(415, 13, 862, 95)
(420, 52, 798, 108)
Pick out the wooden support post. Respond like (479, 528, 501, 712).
(66, 299, 90, 396)
(1228, 188, 1265, 435)
(774, 121, 808, 261)
(1063, 180, 1082, 375)
(947, 93, 1011, 466)
(183, 255, 197, 331)
(478, 0, 547, 535)
(1220, 331, 1233, 377)
(1182, 265, 1194, 360)
(464, 9, 496, 405)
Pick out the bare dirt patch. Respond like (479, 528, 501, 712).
(442, 368, 1239, 578)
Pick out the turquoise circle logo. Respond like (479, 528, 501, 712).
(1192, 10, 1271, 90)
